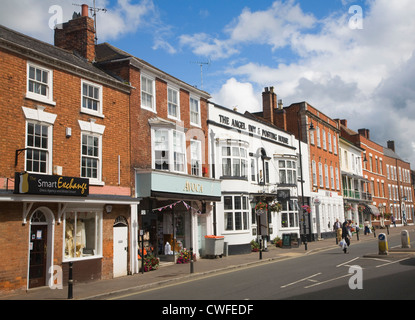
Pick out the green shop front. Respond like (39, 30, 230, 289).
(135, 170, 221, 260)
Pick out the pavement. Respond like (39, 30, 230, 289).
(2, 225, 415, 300)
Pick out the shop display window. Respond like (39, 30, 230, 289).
(64, 211, 102, 260)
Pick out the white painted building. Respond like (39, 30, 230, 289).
(339, 136, 370, 226)
(208, 103, 310, 254)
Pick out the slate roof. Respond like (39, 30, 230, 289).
(0, 24, 128, 90)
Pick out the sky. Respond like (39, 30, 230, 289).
(1, 0, 415, 165)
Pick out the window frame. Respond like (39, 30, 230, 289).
(190, 139, 202, 176)
(63, 210, 103, 262)
(220, 142, 248, 179)
(25, 121, 53, 174)
(80, 132, 103, 184)
(141, 73, 156, 112)
(81, 79, 103, 117)
(167, 85, 180, 120)
(152, 127, 187, 174)
(26, 62, 55, 105)
(223, 195, 250, 232)
(189, 96, 201, 127)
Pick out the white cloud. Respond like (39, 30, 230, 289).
(0, 0, 157, 43)
(208, 0, 415, 164)
(211, 78, 260, 113)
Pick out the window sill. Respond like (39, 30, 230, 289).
(141, 105, 157, 114)
(63, 255, 103, 263)
(25, 93, 56, 106)
(81, 109, 105, 119)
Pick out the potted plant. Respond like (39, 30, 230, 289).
(255, 202, 268, 211)
(176, 248, 196, 264)
(273, 236, 282, 248)
(250, 240, 259, 252)
(269, 201, 282, 213)
(142, 254, 159, 272)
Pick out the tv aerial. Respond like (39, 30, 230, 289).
(73, 0, 107, 44)
(191, 59, 211, 89)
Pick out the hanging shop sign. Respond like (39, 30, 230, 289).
(14, 172, 89, 197)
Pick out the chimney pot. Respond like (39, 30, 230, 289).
(82, 4, 89, 17)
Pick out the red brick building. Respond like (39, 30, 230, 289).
(0, 11, 140, 293)
(252, 88, 344, 240)
(339, 122, 414, 226)
(94, 37, 221, 264)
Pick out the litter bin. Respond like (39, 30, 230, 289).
(204, 235, 225, 258)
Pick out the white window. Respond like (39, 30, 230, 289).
(335, 167, 340, 190)
(325, 164, 329, 188)
(141, 74, 155, 111)
(25, 122, 52, 174)
(224, 195, 249, 231)
(190, 139, 202, 176)
(316, 127, 321, 148)
(26, 63, 55, 105)
(221, 143, 248, 179)
(81, 133, 101, 181)
(278, 159, 297, 184)
(322, 129, 327, 150)
(319, 162, 323, 187)
(333, 135, 337, 154)
(173, 131, 185, 173)
(78, 120, 105, 184)
(281, 200, 299, 228)
(167, 87, 180, 119)
(312, 160, 317, 186)
(64, 211, 102, 261)
(309, 129, 315, 145)
(330, 166, 335, 189)
(190, 97, 201, 126)
(81, 80, 103, 116)
(152, 128, 187, 173)
(328, 132, 332, 152)
(154, 129, 169, 170)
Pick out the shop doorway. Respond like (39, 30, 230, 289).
(28, 211, 48, 289)
(113, 216, 128, 278)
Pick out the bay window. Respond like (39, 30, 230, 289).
(278, 159, 297, 185)
(153, 128, 187, 173)
(221, 142, 248, 179)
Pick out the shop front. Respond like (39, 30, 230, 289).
(135, 170, 221, 260)
(0, 172, 140, 293)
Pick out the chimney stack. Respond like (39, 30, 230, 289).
(387, 140, 395, 152)
(54, 4, 96, 62)
(262, 86, 277, 124)
(358, 128, 370, 140)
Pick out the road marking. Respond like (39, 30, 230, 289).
(336, 257, 359, 268)
(304, 273, 352, 289)
(376, 257, 411, 268)
(281, 273, 322, 288)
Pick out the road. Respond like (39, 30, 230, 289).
(107, 233, 415, 300)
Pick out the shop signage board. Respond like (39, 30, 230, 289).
(14, 172, 89, 196)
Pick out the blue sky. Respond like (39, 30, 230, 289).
(2, 0, 415, 166)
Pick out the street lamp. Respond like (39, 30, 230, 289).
(298, 116, 315, 250)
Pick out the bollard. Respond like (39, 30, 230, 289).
(190, 247, 194, 274)
(68, 261, 73, 299)
(378, 233, 388, 255)
(401, 230, 410, 249)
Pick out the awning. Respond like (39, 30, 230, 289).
(363, 204, 380, 216)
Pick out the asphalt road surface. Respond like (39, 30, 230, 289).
(108, 233, 415, 300)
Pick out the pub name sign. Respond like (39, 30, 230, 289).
(218, 114, 289, 145)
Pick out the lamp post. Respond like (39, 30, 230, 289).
(297, 114, 315, 250)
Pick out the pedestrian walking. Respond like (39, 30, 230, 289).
(391, 215, 396, 227)
(341, 220, 351, 253)
(333, 219, 342, 244)
(364, 219, 370, 235)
